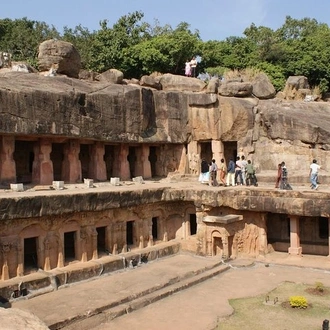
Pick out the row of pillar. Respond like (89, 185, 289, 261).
(0, 137, 153, 185)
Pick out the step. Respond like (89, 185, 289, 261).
(55, 262, 230, 330)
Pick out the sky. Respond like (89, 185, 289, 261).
(1, 0, 330, 41)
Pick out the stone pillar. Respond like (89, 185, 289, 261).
(328, 217, 330, 258)
(92, 228, 98, 260)
(211, 140, 224, 166)
(88, 142, 107, 181)
(0, 136, 16, 185)
(288, 215, 302, 255)
(32, 139, 54, 185)
(1, 243, 11, 280)
(141, 145, 151, 179)
(114, 144, 130, 181)
(187, 141, 198, 175)
(57, 234, 64, 268)
(43, 238, 51, 271)
(222, 236, 229, 259)
(80, 229, 88, 262)
(62, 140, 82, 183)
(16, 240, 23, 276)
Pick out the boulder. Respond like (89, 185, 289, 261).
(206, 77, 220, 94)
(38, 39, 81, 78)
(219, 82, 253, 97)
(251, 73, 276, 99)
(96, 68, 124, 84)
(78, 69, 97, 81)
(159, 74, 205, 92)
(140, 75, 161, 90)
(0, 308, 49, 330)
(286, 76, 309, 90)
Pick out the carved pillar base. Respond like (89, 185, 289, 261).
(288, 247, 302, 255)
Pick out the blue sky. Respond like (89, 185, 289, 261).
(2, 0, 330, 41)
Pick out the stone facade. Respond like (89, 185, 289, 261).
(0, 70, 330, 289)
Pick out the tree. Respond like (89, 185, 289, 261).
(0, 18, 60, 66)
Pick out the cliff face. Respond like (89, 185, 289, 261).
(1, 71, 330, 175)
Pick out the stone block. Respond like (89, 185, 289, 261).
(132, 176, 144, 184)
(52, 181, 64, 190)
(10, 183, 24, 192)
(110, 177, 120, 186)
(84, 178, 94, 188)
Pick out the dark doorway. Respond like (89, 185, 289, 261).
(64, 231, 76, 263)
(96, 226, 107, 256)
(24, 237, 38, 273)
(149, 147, 158, 177)
(51, 143, 64, 181)
(152, 217, 158, 240)
(126, 221, 134, 246)
(14, 141, 34, 183)
(128, 147, 137, 178)
(199, 141, 212, 163)
(104, 145, 115, 179)
(319, 217, 329, 239)
(190, 214, 197, 235)
(79, 144, 90, 180)
(223, 141, 237, 165)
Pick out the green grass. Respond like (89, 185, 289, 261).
(216, 281, 330, 330)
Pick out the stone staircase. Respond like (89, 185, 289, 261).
(12, 253, 233, 330)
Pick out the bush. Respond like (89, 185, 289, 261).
(289, 296, 308, 309)
(315, 281, 324, 292)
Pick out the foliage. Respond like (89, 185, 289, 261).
(289, 296, 308, 309)
(0, 17, 60, 67)
(2, 14, 330, 92)
(315, 281, 324, 292)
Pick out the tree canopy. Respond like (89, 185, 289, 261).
(1, 14, 330, 92)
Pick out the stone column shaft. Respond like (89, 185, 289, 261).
(288, 215, 302, 255)
(88, 142, 107, 181)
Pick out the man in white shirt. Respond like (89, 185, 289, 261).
(310, 159, 321, 190)
(190, 57, 197, 77)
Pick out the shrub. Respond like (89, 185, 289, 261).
(315, 281, 324, 292)
(289, 296, 308, 309)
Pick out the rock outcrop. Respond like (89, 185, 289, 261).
(38, 39, 81, 78)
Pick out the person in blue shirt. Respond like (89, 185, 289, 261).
(226, 158, 235, 186)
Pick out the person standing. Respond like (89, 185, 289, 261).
(275, 163, 282, 188)
(209, 159, 219, 186)
(310, 159, 321, 190)
(245, 160, 258, 186)
(185, 60, 191, 77)
(219, 158, 227, 186)
(235, 156, 243, 185)
(190, 57, 197, 78)
(241, 155, 248, 185)
(280, 161, 292, 190)
(226, 158, 235, 186)
(199, 158, 209, 183)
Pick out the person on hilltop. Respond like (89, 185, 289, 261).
(310, 159, 321, 190)
(185, 59, 191, 77)
(190, 56, 197, 78)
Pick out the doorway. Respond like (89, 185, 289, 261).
(126, 221, 135, 246)
(190, 214, 197, 235)
(223, 141, 237, 164)
(24, 237, 38, 273)
(96, 226, 107, 256)
(199, 141, 212, 163)
(64, 231, 76, 263)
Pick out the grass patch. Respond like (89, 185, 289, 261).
(216, 281, 330, 330)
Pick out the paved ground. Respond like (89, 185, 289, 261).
(93, 254, 330, 330)
(12, 252, 330, 330)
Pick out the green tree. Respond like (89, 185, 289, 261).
(0, 18, 59, 66)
